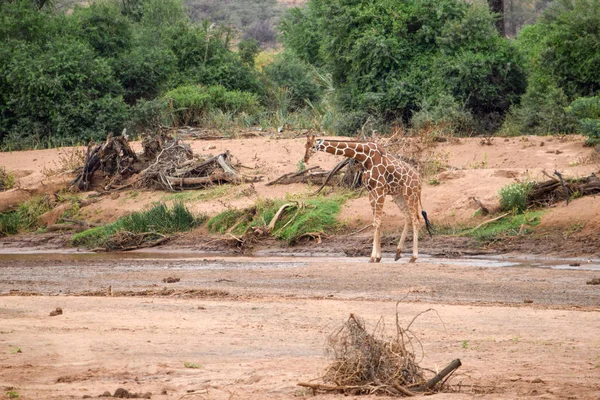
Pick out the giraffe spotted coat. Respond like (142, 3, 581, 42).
(304, 136, 429, 263)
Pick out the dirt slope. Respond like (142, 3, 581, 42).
(1, 134, 599, 254)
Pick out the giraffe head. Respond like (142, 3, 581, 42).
(304, 135, 323, 163)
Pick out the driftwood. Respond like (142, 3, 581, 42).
(265, 166, 328, 186)
(470, 212, 510, 232)
(528, 173, 600, 207)
(267, 158, 364, 191)
(143, 150, 262, 191)
(71, 132, 138, 191)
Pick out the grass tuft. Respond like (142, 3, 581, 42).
(499, 182, 534, 213)
(0, 167, 15, 191)
(207, 193, 351, 243)
(72, 202, 203, 248)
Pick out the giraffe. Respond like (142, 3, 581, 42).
(304, 135, 431, 263)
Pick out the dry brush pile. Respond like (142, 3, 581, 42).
(299, 312, 461, 397)
(71, 131, 262, 193)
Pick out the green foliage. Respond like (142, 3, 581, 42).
(263, 53, 322, 111)
(206, 209, 245, 234)
(165, 85, 260, 126)
(112, 45, 177, 105)
(238, 38, 260, 66)
(500, 81, 577, 136)
(0, 36, 127, 148)
(499, 182, 534, 213)
(411, 94, 475, 135)
(567, 96, 600, 145)
(0, 194, 53, 237)
(0, 212, 21, 237)
(281, 0, 526, 134)
(207, 194, 349, 243)
(73, 1, 133, 58)
(0, 167, 15, 191)
(72, 202, 201, 248)
(506, 0, 600, 136)
(468, 211, 543, 243)
(536, 0, 600, 98)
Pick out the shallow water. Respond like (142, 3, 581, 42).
(0, 249, 599, 271)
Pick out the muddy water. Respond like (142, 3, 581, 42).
(1, 250, 599, 271)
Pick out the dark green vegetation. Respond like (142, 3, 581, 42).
(72, 202, 202, 248)
(207, 194, 350, 243)
(502, 0, 600, 143)
(281, 0, 528, 134)
(0, 195, 54, 237)
(2, 0, 600, 149)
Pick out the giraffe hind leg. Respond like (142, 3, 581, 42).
(409, 213, 419, 263)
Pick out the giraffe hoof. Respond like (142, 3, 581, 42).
(394, 251, 402, 261)
(408, 256, 417, 263)
(369, 257, 382, 263)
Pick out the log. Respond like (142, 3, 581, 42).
(165, 172, 230, 186)
(416, 359, 462, 392)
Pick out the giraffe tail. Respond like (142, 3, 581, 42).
(421, 210, 433, 238)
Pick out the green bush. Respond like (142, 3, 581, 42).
(263, 53, 322, 110)
(238, 38, 260, 66)
(207, 194, 349, 243)
(72, 202, 201, 248)
(0, 37, 127, 148)
(567, 96, 600, 145)
(499, 182, 534, 213)
(501, 81, 577, 136)
(112, 45, 177, 105)
(281, 0, 526, 134)
(73, 2, 133, 58)
(165, 85, 260, 126)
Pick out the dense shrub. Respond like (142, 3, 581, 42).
(504, 0, 600, 136)
(238, 38, 260, 66)
(567, 96, 600, 145)
(263, 53, 322, 110)
(164, 85, 260, 126)
(73, 2, 133, 58)
(0, 37, 127, 148)
(281, 0, 526, 134)
(112, 45, 178, 105)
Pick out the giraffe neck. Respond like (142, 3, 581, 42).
(317, 140, 380, 169)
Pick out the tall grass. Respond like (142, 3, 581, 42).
(0, 195, 54, 237)
(207, 193, 351, 243)
(72, 202, 203, 248)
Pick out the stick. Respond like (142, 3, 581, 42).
(542, 170, 559, 182)
(415, 359, 462, 392)
(470, 212, 510, 232)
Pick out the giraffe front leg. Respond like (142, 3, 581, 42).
(369, 191, 384, 263)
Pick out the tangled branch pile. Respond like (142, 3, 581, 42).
(299, 313, 460, 397)
(71, 132, 261, 192)
(72, 133, 138, 191)
(528, 173, 600, 207)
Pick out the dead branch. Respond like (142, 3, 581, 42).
(415, 359, 462, 392)
(469, 197, 490, 216)
(470, 213, 510, 232)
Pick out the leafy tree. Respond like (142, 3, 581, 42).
(281, 0, 526, 134)
(73, 1, 133, 58)
(238, 38, 260, 66)
(263, 53, 322, 110)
